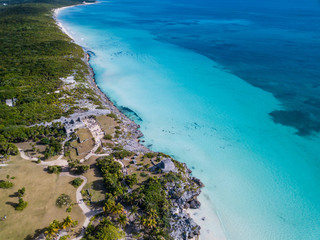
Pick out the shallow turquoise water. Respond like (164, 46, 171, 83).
(57, 1, 320, 239)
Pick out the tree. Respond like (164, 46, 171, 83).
(103, 198, 116, 215)
(41, 137, 50, 145)
(15, 198, 28, 211)
(95, 220, 125, 240)
(104, 134, 112, 140)
(129, 205, 138, 217)
(0, 180, 14, 189)
(117, 214, 128, 228)
(112, 203, 124, 216)
(56, 194, 71, 208)
(44, 220, 60, 240)
(141, 216, 157, 229)
(47, 165, 62, 174)
(124, 174, 137, 188)
(70, 177, 83, 187)
(61, 215, 73, 229)
(74, 164, 89, 174)
(17, 187, 26, 197)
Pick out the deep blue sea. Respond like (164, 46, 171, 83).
(57, 1, 320, 239)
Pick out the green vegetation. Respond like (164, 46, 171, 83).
(144, 152, 158, 159)
(103, 134, 112, 140)
(56, 193, 72, 208)
(140, 172, 148, 178)
(0, 2, 86, 127)
(0, 135, 18, 155)
(44, 215, 77, 240)
(124, 173, 137, 188)
(106, 113, 117, 119)
(0, 180, 14, 188)
(15, 198, 28, 211)
(112, 149, 133, 159)
(70, 177, 83, 187)
(17, 187, 26, 197)
(97, 156, 127, 197)
(84, 156, 175, 239)
(84, 218, 125, 240)
(47, 165, 62, 174)
(73, 164, 89, 174)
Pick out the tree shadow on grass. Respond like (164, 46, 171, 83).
(24, 228, 45, 240)
(91, 179, 105, 191)
(8, 192, 18, 198)
(5, 201, 17, 209)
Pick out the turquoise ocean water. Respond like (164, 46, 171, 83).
(57, 1, 320, 239)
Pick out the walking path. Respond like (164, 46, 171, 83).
(60, 172, 103, 240)
(18, 148, 38, 161)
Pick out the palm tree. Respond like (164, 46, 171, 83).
(136, 193, 145, 206)
(61, 216, 73, 229)
(44, 220, 60, 239)
(103, 198, 116, 214)
(112, 203, 124, 216)
(117, 214, 128, 228)
(129, 205, 138, 217)
(141, 217, 157, 229)
(148, 209, 158, 219)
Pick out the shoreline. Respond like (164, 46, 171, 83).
(54, 3, 206, 240)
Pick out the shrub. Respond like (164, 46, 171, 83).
(112, 145, 123, 151)
(66, 206, 72, 213)
(124, 174, 137, 188)
(144, 152, 157, 159)
(140, 172, 148, 178)
(71, 178, 83, 188)
(0, 180, 14, 188)
(104, 134, 112, 140)
(60, 236, 70, 240)
(107, 113, 118, 119)
(41, 137, 50, 145)
(47, 165, 62, 174)
(15, 198, 28, 211)
(74, 164, 89, 174)
(56, 194, 72, 208)
(18, 187, 26, 197)
(112, 150, 132, 159)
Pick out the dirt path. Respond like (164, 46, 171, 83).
(18, 148, 38, 161)
(59, 172, 103, 240)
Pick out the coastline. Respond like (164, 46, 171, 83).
(54, 3, 205, 240)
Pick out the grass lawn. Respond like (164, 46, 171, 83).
(96, 115, 117, 135)
(82, 156, 105, 202)
(0, 156, 85, 240)
(77, 128, 92, 143)
(123, 155, 163, 186)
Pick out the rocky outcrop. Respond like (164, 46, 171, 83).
(171, 211, 201, 240)
(165, 163, 204, 239)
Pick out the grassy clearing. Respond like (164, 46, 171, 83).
(77, 128, 92, 143)
(123, 154, 164, 186)
(96, 115, 117, 135)
(0, 156, 85, 240)
(82, 156, 105, 203)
